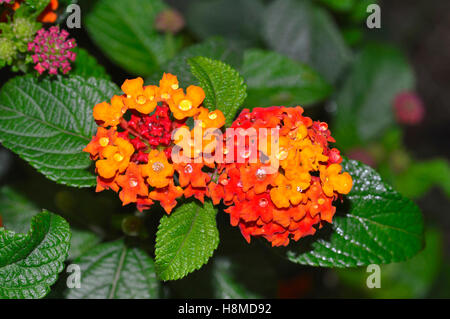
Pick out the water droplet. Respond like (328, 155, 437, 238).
(152, 162, 164, 172)
(129, 178, 138, 187)
(184, 164, 193, 174)
(259, 198, 268, 208)
(240, 148, 251, 159)
(255, 168, 266, 181)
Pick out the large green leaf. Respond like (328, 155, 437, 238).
(186, 0, 264, 46)
(68, 229, 101, 260)
(66, 239, 160, 299)
(286, 159, 424, 267)
(146, 37, 243, 88)
(0, 75, 119, 187)
(155, 201, 219, 281)
(85, 0, 179, 75)
(241, 49, 331, 107)
(71, 47, 110, 80)
(333, 43, 415, 150)
(0, 210, 71, 299)
(188, 56, 247, 126)
(263, 0, 352, 83)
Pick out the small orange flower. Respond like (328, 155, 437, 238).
(96, 176, 120, 193)
(149, 181, 184, 214)
(174, 163, 210, 188)
(83, 127, 117, 159)
(239, 163, 277, 194)
(96, 138, 134, 179)
(184, 185, 209, 203)
(169, 85, 205, 120)
(195, 107, 225, 129)
(93, 95, 127, 127)
(159, 73, 179, 101)
(320, 164, 353, 197)
(121, 77, 158, 114)
(116, 163, 148, 206)
(141, 150, 174, 188)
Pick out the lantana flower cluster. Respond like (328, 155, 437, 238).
(84, 74, 353, 247)
(27, 26, 76, 75)
(84, 74, 226, 214)
(208, 106, 353, 246)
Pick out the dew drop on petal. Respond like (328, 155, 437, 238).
(152, 161, 164, 172)
(259, 198, 268, 208)
(184, 164, 193, 174)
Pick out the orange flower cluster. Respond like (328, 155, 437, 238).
(84, 73, 353, 247)
(84, 74, 225, 214)
(209, 106, 353, 247)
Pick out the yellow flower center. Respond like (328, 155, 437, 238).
(113, 153, 124, 162)
(161, 93, 170, 99)
(99, 137, 109, 147)
(179, 99, 193, 111)
(208, 112, 217, 120)
(171, 84, 179, 90)
(318, 198, 325, 205)
(136, 95, 147, 105)
(152, 161, 164, 172)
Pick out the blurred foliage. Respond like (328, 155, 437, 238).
(337, 227, 443, 298)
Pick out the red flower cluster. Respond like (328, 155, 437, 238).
(209, 106, 353, 246)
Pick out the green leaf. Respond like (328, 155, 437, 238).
(241, 49, 331, 107)
(393, 159, 450, 199)
(0, 210, 71, 299)
(146, 37, 243, 88)
(0, 186, 97, 261)
(68, 229, 101, 260)
(155, 201, 219, 281)
(186, 0, 264, 46)
(337, 227, 442, 298)
(317, 0, 355, 12)
(263, 0, 352, 83)
(71, 47, 110, 80)
(85, 0, 180, 75)
(212, 257, 259, 299)
(66, 239, 160, 299)
(0, 187, 39, 233)
(286, 159, 424, 267)
(333, 43, 415, 150)
(0, 75, 119, 187)
(188, 56, 247, 125)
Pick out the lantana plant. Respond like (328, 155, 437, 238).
(0, 0, 431, 299)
